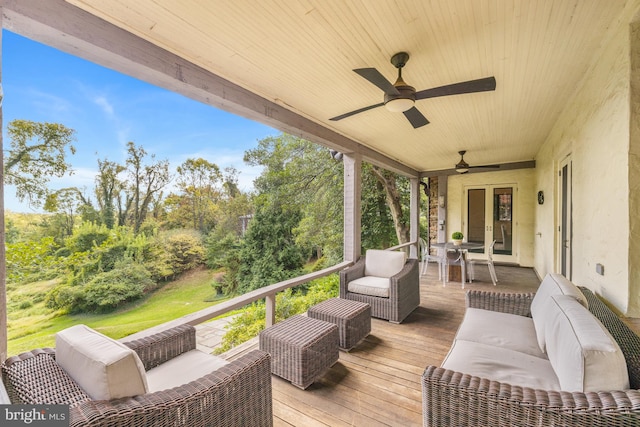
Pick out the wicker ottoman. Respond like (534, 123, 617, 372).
(308, 298, 371, 351)
(259, 315, 338, 389)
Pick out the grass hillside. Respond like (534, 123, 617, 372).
(7, 267, 230, 356)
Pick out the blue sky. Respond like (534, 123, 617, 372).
(3, 30, 279, 213)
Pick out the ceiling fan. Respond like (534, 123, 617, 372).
(329, 52, 496, 129)
(455, 150, 500, 173)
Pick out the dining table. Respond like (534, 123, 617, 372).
(431, 241, 485, 283)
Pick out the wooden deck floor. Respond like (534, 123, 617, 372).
(227, 264, 542, 426)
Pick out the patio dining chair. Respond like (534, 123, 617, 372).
(443, 248, 468, 288)
(419, 237, 445, 279)
(468, 239, 498, 286)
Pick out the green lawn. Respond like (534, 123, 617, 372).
(7, 267, 231, 356)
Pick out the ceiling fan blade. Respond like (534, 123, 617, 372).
(403, 107, 429, 128)
(329, 102, 384, 121)
(354, 68, 400, 95)
(415, 76, 496, 100)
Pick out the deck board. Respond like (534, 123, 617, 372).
(229, 264, 544, 426)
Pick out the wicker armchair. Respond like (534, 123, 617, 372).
(2, 325, 273, 427)
(340, 250, 420, 323)
(422, 288, 640, 426)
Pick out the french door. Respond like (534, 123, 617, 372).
(558, 156, 572, 279)
(464, 184, 517, 263)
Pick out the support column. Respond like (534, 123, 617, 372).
(409, 177, 420, 259)
(437, 176, 448, 243)
(343, 153, 361, 262)
(0, 9, 7, 362)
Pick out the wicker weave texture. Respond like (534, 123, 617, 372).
(2, 325, 274, 427)
(422, 288, 640, 426)
(308, 298, 371, 351)
(259, 315, 338, 389)
(579, 286, 640, 390)
(340, 257, 420, 323)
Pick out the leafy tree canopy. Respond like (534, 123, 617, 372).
(5, 120, 76, 207)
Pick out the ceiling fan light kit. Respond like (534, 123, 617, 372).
(455, 150, 500, 173)
(385, 97, 414, 112)
(329, 51, 496, 129)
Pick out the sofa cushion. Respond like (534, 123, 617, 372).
(364, 249, 406, 278)
(146, 349, 229, 392)
(531, 273, 588, 352)
(455, 308, 546, 359)
(348, 276, 389, 297)
(441, 340, 560, 391)
(56, 324, 148, 401)
(544, 294, 629, 392)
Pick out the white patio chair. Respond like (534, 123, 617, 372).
(468, 239, 498, 286)
(443, 248, 468, 289)
(419, 237, 444, 279)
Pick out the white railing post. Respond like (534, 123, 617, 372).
(343, 153, 362, 262)
(265, 294, 276, 328)
(410, 177, 420, 259)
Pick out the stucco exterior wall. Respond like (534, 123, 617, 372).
(445, 168, 536, 267)
(535, 11, 633, 313)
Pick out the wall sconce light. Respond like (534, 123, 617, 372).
(438, 195, 446, 208)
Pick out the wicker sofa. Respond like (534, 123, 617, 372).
(422, 274, 640, 426)
(2, 324, 273, 427)
(340, 249, 420, 324)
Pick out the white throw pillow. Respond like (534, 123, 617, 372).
(56, 324, 148, 400)
(544, 295, 629, 392)
(531, 273, 588, 352)
(364, 249, 406, 278)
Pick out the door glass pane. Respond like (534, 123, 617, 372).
(493, 187, 513, 255)
(467, 189, 485, 249)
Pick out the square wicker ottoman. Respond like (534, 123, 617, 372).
(307, 298, 371, 351)
(259, 315, 338, 389)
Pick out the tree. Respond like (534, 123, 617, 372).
(43, 187, 85, 242)
(121, 142, 171, 233)
(175, 158, 222, 233)
(369, 166, 410, 245)
(244, 134, 344, 262)
(4, 120, 76, 207)
(95, 159, 125, 229)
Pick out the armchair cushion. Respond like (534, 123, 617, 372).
(146, 349, 229, 392)
(56, 324, 148, 401)
(364, 249, 406, 278)
(347, 276, 390, 297)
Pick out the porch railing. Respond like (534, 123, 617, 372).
(124, 240, 419, 343)
(124, 260, 353, 341)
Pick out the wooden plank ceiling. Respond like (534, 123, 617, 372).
(65, 0, 631, 173)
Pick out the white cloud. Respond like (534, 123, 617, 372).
(94, 96, 114, 118)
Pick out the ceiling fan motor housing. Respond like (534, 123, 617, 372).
(384, 84, 416, 104)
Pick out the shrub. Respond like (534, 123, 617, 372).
(46, 260, 154, 313)
(81, 261, 154, 312)
(163, 230, 206, 276)
(214, 274, 339, 354)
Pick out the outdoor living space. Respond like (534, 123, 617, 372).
(223, 264, 542, 426)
